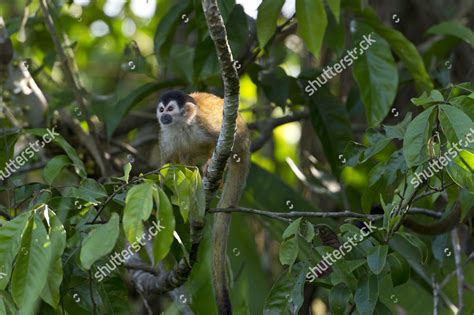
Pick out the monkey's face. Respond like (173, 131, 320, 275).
(156, 100, 183, 126)
(157, 91, 198, 127)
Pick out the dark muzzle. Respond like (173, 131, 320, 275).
(160, 114, 172, 125)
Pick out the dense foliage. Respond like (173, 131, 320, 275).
(0, 0, 473, 314)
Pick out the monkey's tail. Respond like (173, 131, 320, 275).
(212, 137, 250, 315)
(403, 202, 461, 235)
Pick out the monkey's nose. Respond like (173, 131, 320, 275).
(161, 114, 173, 125)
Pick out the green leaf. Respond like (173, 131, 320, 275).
(396, 232, 429, 263)
(296, 0, 327, 57)
(438, 104, 474, 151)
(360, 138, 392, 163)
(282, 218, 302, 239)
(189, 169, 205, 224)
(261, 67, 290, 107)
(40, 212, 66, 308)
(427, 20, 474, 47)
(460, 189, 474, 220)
(325, 10, 346, 56)
(307, 86, 352, 177)
(192, 36, 218, 83)
(387, 252, 410, 287)
(403, 106, 436, 167)
(153, 0, 191, 63)
(0, 129, 18, 176)
(11, 215, 52, 313)
(26, 129, 86, 177)
(450, 94, 474, 121)
(354, 274, 379, 315)
(63, 178, 108, 203)
(0, 291, 17, 314)
(303, 222, 315, 243)
(217, 0, 236, 22)
(354, 8, 432, 91)
(152, 187, 175, 263)
(352, 23, 398, 127)
(42, 155, 71, 185)
(123, 183, 154, 244)
(368, 150, 405, 188)
(374, 301, 392, 315)
(226, 4, 249, 62)
(329, 283, 351, 315)
(343, 141, 365, 166)
(384, 112, 412, 140)
(411, 90, 445, 106)
(118, 162, 132, 183)
(263, 263, 307, 314)
(173, 169, 192, 222)
(168, 45, 194, 84)
(366, 245, 388, 275)
(80, 213, 120, 270)
(327, 0, 341, 23)
(0, 212, 30, 290)
(256, 0, 285, 47)
(279, 236, 298, 270)
(315, 246, 357, 290)
(447, 151, 474, 193)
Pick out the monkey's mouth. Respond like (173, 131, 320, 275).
(160, 114, 173, 125)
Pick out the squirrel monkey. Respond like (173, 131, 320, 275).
(157, 90, 250, 314)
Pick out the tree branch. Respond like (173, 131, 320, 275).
(39, 0, 108, 176)
(201, 0, 241, 205)
(237, 13, 296, 75)
(250, 110, 309, 152)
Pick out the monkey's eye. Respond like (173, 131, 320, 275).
(159, 107, 164, 113)
(167, 106, 174, 112)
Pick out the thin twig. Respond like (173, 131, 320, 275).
(39, 0, 107, 176)
(250, 110, 309, 152)
(100, 135, 154, 169)
(209, 207, 291, 222)
(409, 207, 443, 218)
(91, 167, 166, 223)
(412, 183, 453, 203)
(437, 253, 474, 306)
(247, 110, 309, 130)
(451, 229, 464, 314)
(237, 13, 296, 75)
(208, 207, 442, 221)
(38, 0, 93, 133)
(432, 274, 439, 315)
(88, 270, 97, 315)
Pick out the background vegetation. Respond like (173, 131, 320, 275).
(0, 0, 473, 314)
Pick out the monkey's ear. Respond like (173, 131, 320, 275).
(184, 102, 198, 123)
